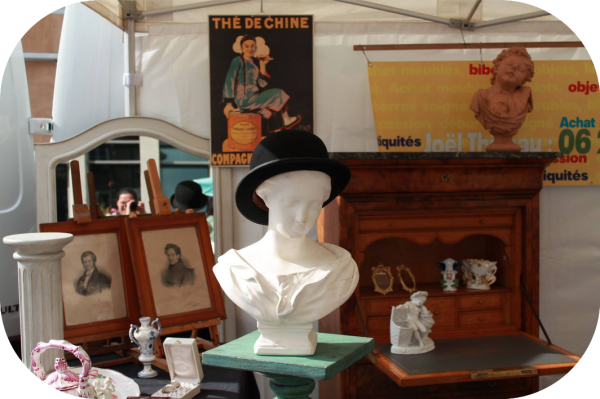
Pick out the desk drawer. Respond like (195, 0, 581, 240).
(359, 214, 514, 233)
(346, 164, 545, 194)
(367, 299, 403, 317)
(460, 294, 504, 311)
(425, 298, 456, 328)
(367, 297, 456, 328)
(459, 310, 504, 326)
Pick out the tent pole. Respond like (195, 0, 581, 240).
(464, 0, 482, 25)
(141, 0, 249, 18)
(474, 11, 550, 29)
(336, 0, 451, 26)
(125, 18, 136, 117)
(117, 0, 129, 14)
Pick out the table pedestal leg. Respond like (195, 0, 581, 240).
(263, 373, 316, 399)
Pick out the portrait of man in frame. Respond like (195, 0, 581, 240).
(75, 250, 112, 296)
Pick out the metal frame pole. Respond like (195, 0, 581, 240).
(474, 11, 550, 29)
(337, 0, 550, 31)
(336, 0, 451, 26)
(141, 0, 249, 18)
(125, 17, 136, 116)
(464, 0, 482, 25)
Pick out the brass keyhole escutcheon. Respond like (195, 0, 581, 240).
(442, 174, 450, 182)
(478, 300, 483, 304)
(434, 312, 440, 316)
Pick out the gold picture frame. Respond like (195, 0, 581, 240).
(371, 264, 394, 295)
(396, 265, 417, 294)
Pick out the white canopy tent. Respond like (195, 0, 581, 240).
(84, 0, 560, 30)
(0, 1, 597, 398)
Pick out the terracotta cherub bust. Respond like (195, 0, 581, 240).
(471, 47, 534, 152)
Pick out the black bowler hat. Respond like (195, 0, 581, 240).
(235, 130, 351, 225)
(171, 181, 208, 211)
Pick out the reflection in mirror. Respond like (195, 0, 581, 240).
(54, 137, 213, 242)
(89, 136, 142, 216)
(55, 163, 69, 222)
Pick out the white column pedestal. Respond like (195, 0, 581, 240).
(3, 233, 74, 373)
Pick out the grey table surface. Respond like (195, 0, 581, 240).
(70, 353, 260, 399)
(376, 334, 575, 376)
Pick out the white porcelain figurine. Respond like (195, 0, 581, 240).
(462, 259, 498, 290)
(213, 131, 358, 356)
(390, 291, 435, 355)
(93, 378, 116, 399)
(437, 258, 461, 292)
(129, 317, 162, 378)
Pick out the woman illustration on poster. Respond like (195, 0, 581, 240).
(222, 34, 301, 132)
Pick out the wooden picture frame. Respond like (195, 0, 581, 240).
(125, 213, 226, 328)
(40, 217, 141, 340)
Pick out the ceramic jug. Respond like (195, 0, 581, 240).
(31, 340, 94, 397)
(462, 259, 498, 290)
(129, 317, 162, 378)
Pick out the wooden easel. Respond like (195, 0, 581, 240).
(70, 160, 92, 224)
(87, 172, 104, 220)
(125, 159, 222, 372)
(146, 158, 172, 216)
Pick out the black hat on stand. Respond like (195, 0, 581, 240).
(171, 181, 209, 211)
(235, 130, 351, 225)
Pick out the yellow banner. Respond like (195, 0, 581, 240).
(368, 61, 600, 186)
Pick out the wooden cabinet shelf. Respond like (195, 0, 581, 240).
(358, 283, 512, 300)
(317, 153, 578, 399)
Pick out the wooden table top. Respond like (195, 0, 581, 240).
(202, 330, 374, 380)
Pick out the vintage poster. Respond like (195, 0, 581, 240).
(209, 15, 314, 166)
(368, 60, 599, 186)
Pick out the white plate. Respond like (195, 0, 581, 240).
(68, 367, 140, 398)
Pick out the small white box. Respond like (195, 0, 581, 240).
(152, 338, 204, 398)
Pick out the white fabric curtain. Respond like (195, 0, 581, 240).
(539, 187, 600, 388)
(136, 24, 210, 139)
(0, 42, 36, 337)
(52, 2, 125, 142)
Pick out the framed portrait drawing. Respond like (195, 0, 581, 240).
(125, 213, 226, 328)
(39, 217, 141, 340)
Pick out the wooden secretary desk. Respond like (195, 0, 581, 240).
(317, 153, 579, 399)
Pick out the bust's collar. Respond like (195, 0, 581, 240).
(219, 243, 352, 276)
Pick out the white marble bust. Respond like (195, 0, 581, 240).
(213, 170, 359, 355)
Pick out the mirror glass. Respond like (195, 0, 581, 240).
(375, 272, 391, 290)
(371, 265, 394, 295)
(54, 137, 213, 241)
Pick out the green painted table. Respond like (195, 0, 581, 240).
(202, 330, 374, 399)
